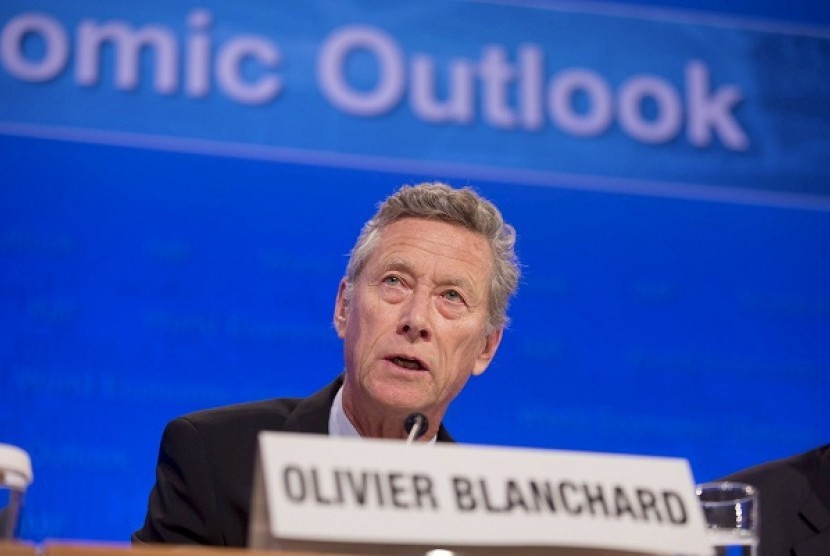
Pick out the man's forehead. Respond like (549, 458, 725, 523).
(379, 218, 488, 251)
(382, 217, 488, 251)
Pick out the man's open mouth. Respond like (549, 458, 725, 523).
(389, 356, 426, 371)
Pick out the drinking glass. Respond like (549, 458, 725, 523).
(0, 443, 33, 540)
(696, 481, 758, 556)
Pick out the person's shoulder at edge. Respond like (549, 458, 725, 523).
(721, 445, 830, 556)
(723, 444, 829, 484)
(721, 444, 829, 533)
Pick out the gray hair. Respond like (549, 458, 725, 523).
(345, 182, 520, 332)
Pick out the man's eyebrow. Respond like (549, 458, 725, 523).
(443, 276, 474, 291)
(377, 259, 475, 291)
(379, 258, 414, 274)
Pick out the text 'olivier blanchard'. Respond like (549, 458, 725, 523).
(280, 465, 688, 523)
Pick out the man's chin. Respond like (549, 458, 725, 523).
(368, 380, 431, 415)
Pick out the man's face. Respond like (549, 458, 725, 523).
(334, 217, 503, 421)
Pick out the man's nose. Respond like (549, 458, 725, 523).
(397, 291, 432, 342)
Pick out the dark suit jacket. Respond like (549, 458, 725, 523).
(723, 444, 830, 556)
(132, 376, 454, 547)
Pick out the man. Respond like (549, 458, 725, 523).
(133, 182, 520, 546)
(722, 444, 830, 556)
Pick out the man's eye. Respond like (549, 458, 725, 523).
(382, 275, 401, 286)
(443, 289, 463, 303)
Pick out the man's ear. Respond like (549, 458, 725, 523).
(472, 327, 503, 376)
(333, 278, 349, 338)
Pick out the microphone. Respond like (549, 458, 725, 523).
(404, 412, 429, 444)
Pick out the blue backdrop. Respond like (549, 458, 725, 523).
(1, 0, 829, 542)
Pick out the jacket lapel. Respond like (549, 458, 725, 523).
(282, 376, 344, 434)
(793, 491, 830, 556)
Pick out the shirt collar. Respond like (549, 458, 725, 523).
(328, 384, 437, 444)
(328, 384, 361, 438)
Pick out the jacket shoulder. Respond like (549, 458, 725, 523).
(176, 397, 304, 434)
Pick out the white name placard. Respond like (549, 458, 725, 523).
(249, 432, 710, 556)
